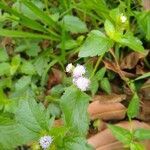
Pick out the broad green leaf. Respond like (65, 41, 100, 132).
(16, 98, 53, 133)
(21, 61, 36, 75)
(0, 77, 11, 88)
(136, 11, 150, 41)
(134, 128, 150, 140)
(79, 30, 113, 57)
(0, 116, 38, 150)
(134, 72, 150, 81)
(58, 39, 78, 50)
(0, 63, 10, 76)
(62, 15, 88, 33)
(15, 76, 31, 92)
(118, 33, 145, 53)
(60, 86, 91, 136)
(47, 103, 61, 118)
(0, 48, 8, 62)
(104, 19, 116, 39)
(127, 93, 140, 119)
(10, 55, 21, 75)
(0, 29, 54, 40)
(33, 51, 50, 76)
(0, 89, 9, 108)
(95, 67, 106, 81)
(61, 136, 93, 150)
(100, 77, 111, 94)
(108, 124, 131, 145)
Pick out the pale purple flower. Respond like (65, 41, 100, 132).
(66, 63, 74, 73)
(74, 76, 90, 91)
(73, 64, 86, 78)
(39, 135, 53, 149)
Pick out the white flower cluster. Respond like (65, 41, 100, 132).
(120, 13, 127, 23)
(66, 63, 90, 91)
(39, 135, 53, 149)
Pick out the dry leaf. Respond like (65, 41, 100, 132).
(103, 59, 135, 79)
(93, 93, 126, 104)
(138, 100, 150, 121)
(142, 0, 150, 10)
(88, 100, 126, 120)
(140, 79, 150, 100)
(120, 52, 147, 70)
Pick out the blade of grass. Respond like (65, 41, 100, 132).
(0, 2, 46, 32)
(21, 0, 57, 29)
(0, 29, 59, 40)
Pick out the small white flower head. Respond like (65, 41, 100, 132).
(66, 63, 74, 73)
(39, 135, 53, 149)
(120, 14, 127, 23)
(73, 64, 86, 78)
(74, 76, 90, 91)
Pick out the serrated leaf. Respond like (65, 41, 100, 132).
(15, 76, 31, 92)
(118, 33, 145, 53)
(10, 55, 21, 75)
(0, 116, 38, 150)
(79, 30, 113, 57)
(134, 128, 150, 140)
(100, 77, 111, 94)
(0, 48, 8, 62)
(21, 61, 36, 75)
(108, 124, 131, 145)
(60, 86, 91, 136)
(61, 136, 93, 150)
(136, 11, 150, 41)
(62, 15, 88, 33)
(127, 93, 140, 119)
(16, 98, 53, 133)
(0, 63, 10, 76)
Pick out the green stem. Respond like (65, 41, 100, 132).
(90, 54, 104, 79)
(44, 0, 49, 14)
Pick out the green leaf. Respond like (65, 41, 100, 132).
(16, 98, 53, 133)
(79, 30, 113, 57)
(95, 67, 106, 81)
(61, 136, 93, 150)
(130, 142, 145, 150)
(15, 76, 31, 92)
(0, 63, 10, 76)
(127, 93, 140, 119)
(134, 72, 150, 81)
(47, 103, 61, 118)
(108, 124, 131, 145)
(89, 77, 99, 96)
(21, 61, 36, 75)
(0, 2, 46, 32)
(100, 77, 111, 94)
(104, 19, 116, 39)
(0, 116, 38, 150)
(62, 15, 88, 33)
(118, 33, 145, 53)
(0, 29, 53, 40)
(60, 86, 91, 136)
(134, 128, 150, 140)
(0, 48, 8, 62)
(136, 11, 150, 41)
(10, 55, 21, 75)
(22, 0, 56, 28)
